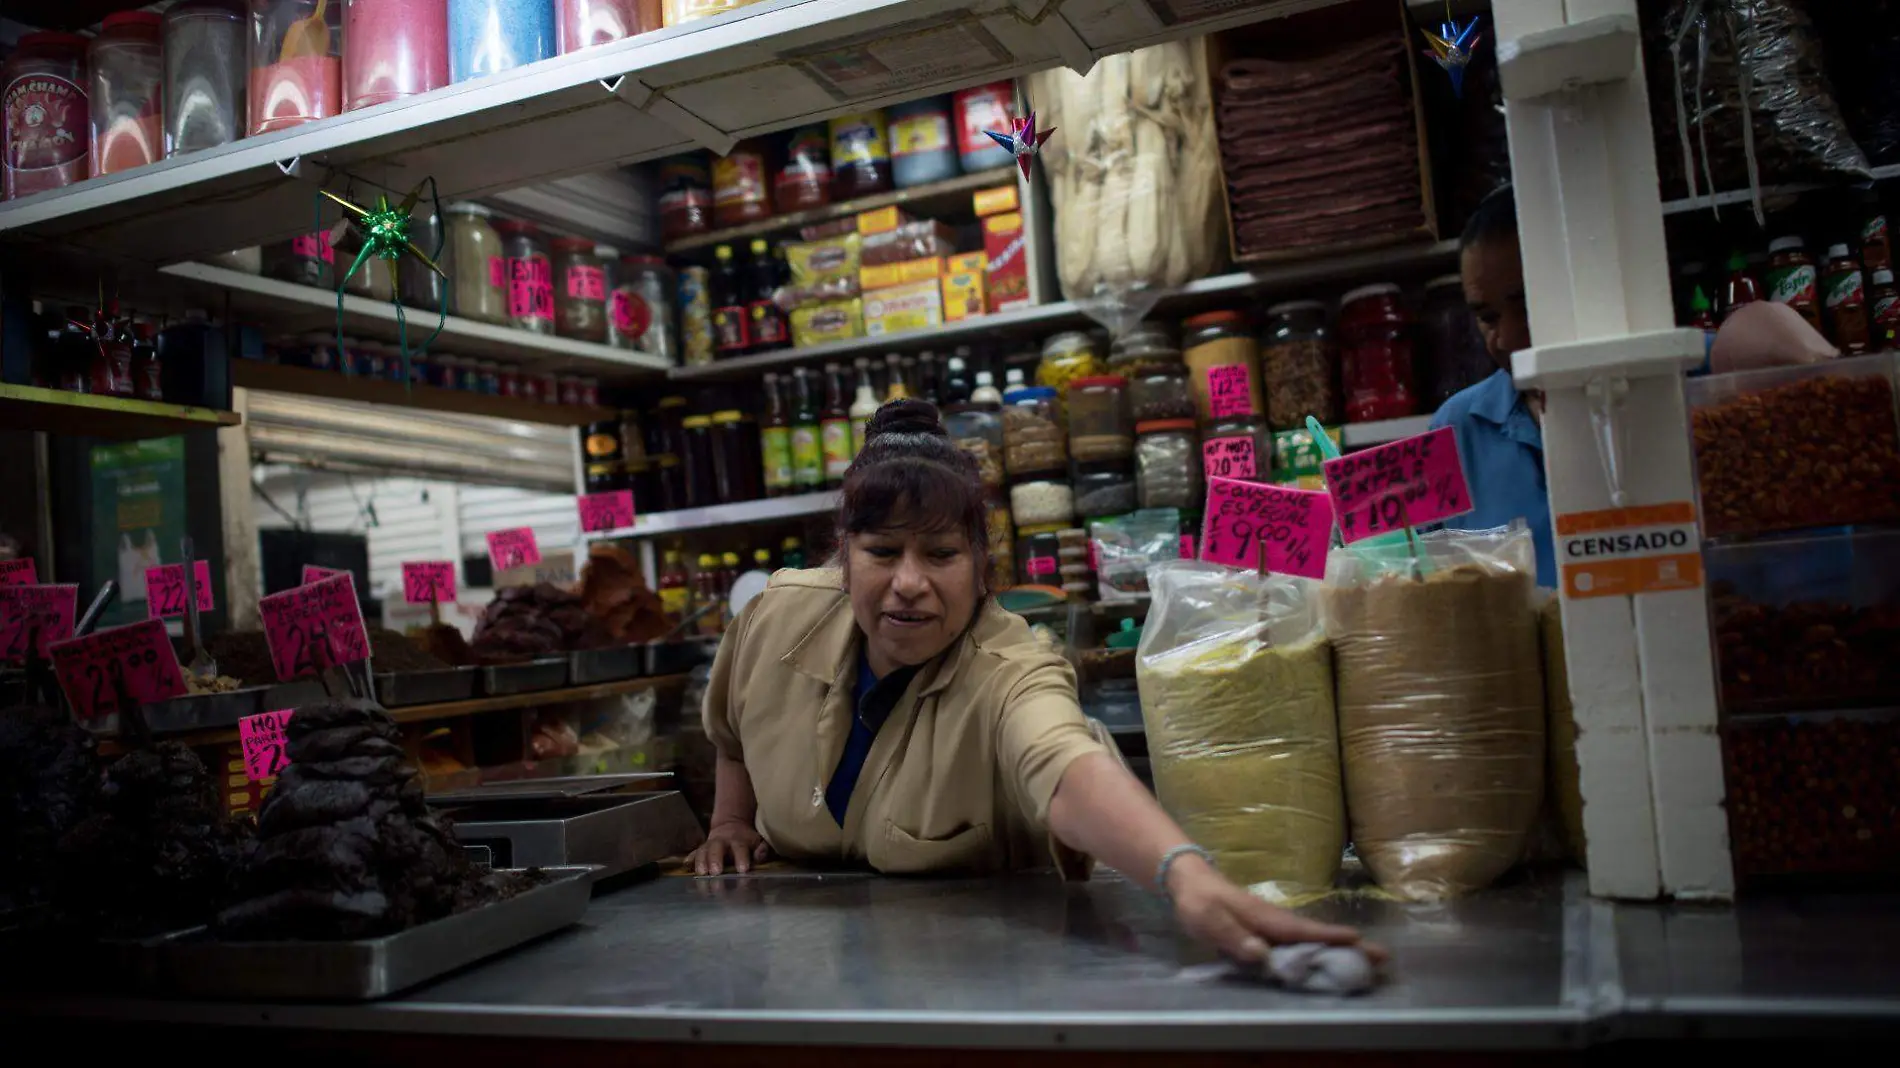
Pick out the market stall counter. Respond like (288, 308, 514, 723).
(6, 869, 1897, 1055)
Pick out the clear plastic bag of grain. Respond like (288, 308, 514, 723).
(1135, 561, 1343, 902)
(1321, 525, 1545, 901)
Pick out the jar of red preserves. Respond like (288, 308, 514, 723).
(711, 138, 771, 228)
(4, 33, 91, 199)
(1337, 283, 1417, 424)
(657, 153, 712, 242)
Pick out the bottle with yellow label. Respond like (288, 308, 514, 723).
(760, 371, 794, 496)
(581, 418, 624, 493)
(658, 549, 690, 626)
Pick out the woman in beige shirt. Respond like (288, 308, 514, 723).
(690, 400, 1376, 965)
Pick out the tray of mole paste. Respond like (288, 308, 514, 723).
(430, 775, 702, 882)
(481, 656, 571, 695)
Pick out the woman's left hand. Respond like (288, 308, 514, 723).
(1165, 853, 1386, 966)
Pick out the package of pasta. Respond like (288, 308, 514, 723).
(1135, 561, 1343, 902)
(1320, 525, 1545, 901)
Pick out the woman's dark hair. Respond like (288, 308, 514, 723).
(1461, 183, 1517, 251)
(838, 398, 989, 574)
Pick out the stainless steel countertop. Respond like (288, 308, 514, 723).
(10, 870, 1899, 1050)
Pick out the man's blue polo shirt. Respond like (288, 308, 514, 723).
(1430, 369, 1556, 587)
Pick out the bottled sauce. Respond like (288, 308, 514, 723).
(89, 12, 166, 176)
(3, 33, 90, 198)
(821, 362, 853, 487)
(657, 154, 712, 243)
(888, 96, 959, 188)
(91, 308, 135, 397)
(829, 111, 891, 198)
(693, 553, 723, 637)
(552, 237, 609, 342)
(495, 219, 554, 334)
(658, 549, 690, 626)
(1766, 236, 1821, 331)
(711, 409, 762, 501)
(248, 0, 342, 134)
(760, 371, 794, 497)
(790, 368, 825, 492)
(752, 547, 773, 574)
(970, 369, 1002, 407)
(582, 416, 625, 493)
(1721, 251, 1762, 321)
(916, 351, 941, 405)
(710, 244, 750, 358)
(849, 357, 880, 455)
(1337, 283, 1418, 423)
(680, 413, 718, 508)
(953, 82, 1015, 172)
(745, 237, 790, 352)
(1871, 268, 1900, 350)
(1862, 194, 1892, 273)
(883, 352, 911, 401)
(721, 551, 742, 594)
(776, 124, 830, 211)
(942, 353, 973, 404)
(712, 139, 772, 227)
(781, 536, 806, 570)
(164, 2, 246, 157)
(1003, 366, 1026, 390)
(1687, 286, 1716, 330)
(1822, 243, 1870, 355)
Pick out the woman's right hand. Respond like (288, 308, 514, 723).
(690, 819, 771, 875)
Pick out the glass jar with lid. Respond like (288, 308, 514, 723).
(1135, 419, 1202, 510)
(398, 204, 445, 312)
(89, 12, 165, 176)
(1036, 330, 1103, 401)
(3, 33, 90, 198)
(494, 219, 554, 334)
(1107, 322, 1177, 376)
(334, 227, 394, 301)
(1202, 417, 1271, 483)
(1182, 310, 1265, 427)
(247, 0, 341, 135)
(1074, 462, 1137, 519)
(610, 254, 676, 361)
(1010, 478, 1075, 528)
(1416, 274, 1491, 407)
(444, 202, 508, 324)
(163, 2, 245, 158)
(1002, 386, 1067, 476)
(944, 404, 1005, 489)
(1109, 324, 1193, 422)
(1261, 300, 1340, 429)
(1338, 282, 1417, 423)
(1066, 375, 1132, 463)
(551, 236, 608, 342)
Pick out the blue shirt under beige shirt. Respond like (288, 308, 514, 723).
(1430, 369, 1557, 587)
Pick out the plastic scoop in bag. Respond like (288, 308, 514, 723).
(1306, 416, 1432, 575)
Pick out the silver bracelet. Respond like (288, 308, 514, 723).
(1154, 843, 1216, 900)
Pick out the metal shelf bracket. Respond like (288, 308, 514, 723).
(1498, 13, 1639, 102)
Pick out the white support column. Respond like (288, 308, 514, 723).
(1496, 0, 1733, 900)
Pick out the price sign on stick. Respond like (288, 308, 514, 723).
(1199, 478, 1334, 580)
(0, 558, 37, 586)
(0, 583, 78, 662)
(300, 565, 345, 586)
(1206, 364, 1254, 420)
(1322, 426, 1473, 544)
(401, 561, 457, 604)
(486, 527, 542, 571)
(238, 709, 294, 782)
(50, 618, 188, 722)
(145, 561, 215, 618)
(1202, 436, 1257, 480)
(576, 490, 635, 534)
(258, 573, 371, 681)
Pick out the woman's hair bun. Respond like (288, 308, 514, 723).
(864, 398, 947, 443)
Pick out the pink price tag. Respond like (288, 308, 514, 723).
(1202, 436, 1257, 481)
(0, 558, 37, 586)
(257, 573, 372, 681)
(1025, 555, 1056, 577)
(238, 709, 294, 783)
(1206, 364, 1254, 420)
(507, 257, 555, 322)
(610, 290, 651, 337)
(300, 565, 345, 586)
(0, 583, 77, 663)
(486, 527, 542, 571)
(1179, 534, 1196, 560)
(1199, 477, 1334, 579)
(50, 618, 188, 722)
(401, 561, 457, 604)
(1321, 425, 1473, 544)
(145, 561, 214, 619)
(566, 265, 607, 301)
(487, 256, 504, 288)
(577, 490, 635, 533)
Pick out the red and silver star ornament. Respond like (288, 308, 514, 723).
(985, 110, 1055, 180)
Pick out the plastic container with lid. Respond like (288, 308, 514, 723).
(495, 219, 555, 334)
(1182, 310, 1265, 426)
(1337, 283, 1417, 423)
(343, 0, 448, 111)
(163, 2, 245, 158)
(89, 12, 165, 177)
(888, 96, 959, 188)
(447, 0, 554, 83)
(4, 33, 91, 198)
(1416, 274, 1492, 407)
(712, 139, 772, 227)
(829, 111, 890, 199)
(557, 0, 659, 53)
(944, 404, 1005, 489)
(1135, 419, 1202, 510)
(1202, 417, 1270, 482)
(444, 202, 508, 324)
(953, 82, 1014, 173)
(1017, 528, 1062, 585)
(248, 0, 342, 135)
(775, 125, 830, 212)
(1037, 331, 1103, 401)
(1002, 386, 1068, 475)
(1067, 375, 1132, 462)
(551, 237, 609, 342)
(1074, 463, 1137, 519)
(611, 254, 676, 361)
(1010, 478, 1075, 528)
(1261, 300, 1340, 429)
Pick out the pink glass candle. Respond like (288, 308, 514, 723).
(344, 0, 450, 111)
(556, 0, 659, 53)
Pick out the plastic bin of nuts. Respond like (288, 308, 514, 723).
(1723, 711, 1900, 881)
(1687, 355, 1900, 539)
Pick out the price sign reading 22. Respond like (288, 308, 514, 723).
(401, 561, 456, 605)
(258, 573, 371, 681)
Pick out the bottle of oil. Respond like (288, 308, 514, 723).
(760, 371, 794, 497)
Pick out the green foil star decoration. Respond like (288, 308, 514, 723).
(316, 178, 448, 386)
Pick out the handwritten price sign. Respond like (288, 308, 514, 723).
(0, 583, 77, 663)
(1199, 478, 1335, 579)
(1206, 364, 1254, 420)
(238, 709, 294, 782)
(301, 565, 346, 586)
(258, 573, 371, 681)
(0, 558, 36, 586)
(145, 561, 214, 618)
(1202, 436, 1257, 481)
(50, 618, 187, 722)
(401, 561, 457, 604)
(486, 527, 542, 571)
(577, 490, 635, 534)
(1322, 426, 1472, 544)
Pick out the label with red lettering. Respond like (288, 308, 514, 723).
(291, 231, 334, 264)
(1321, 426, 1473, 543)
(1206, 364, 1254, 420)
(1202, 436, 1256, 481)
(300, 565, 345, 586)
(507, 255, 555, 322)
(258, 573, 372, 681)
(4, 72, 88, 198)
(1025, 555, 1056, 577)
(1199, 478, 1333, 579)
(0, 558, 36, 586)
(566, 265, 607, 301)
(0, 583, 77, 662)
(611, 289, 652, 338)
(145, 561, 214, 619)
(50, 618, 187, 722)
(238, 709, 294, 783)
(577, 490, 635, 533)
(486, 527, 542, 571)
(401, 561, 457, 604)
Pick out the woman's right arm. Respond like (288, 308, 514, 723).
(689, 595, 772, 875)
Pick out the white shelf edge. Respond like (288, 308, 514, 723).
(1660, 162, 1900, 217)
(585, 490, 840, 539)
(1340, 414, 1434, 448)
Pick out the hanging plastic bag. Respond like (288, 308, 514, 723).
(1321, 524, 1545, 901)
(1135, 562, 1344, 902)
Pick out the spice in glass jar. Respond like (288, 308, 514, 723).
(1010, 479, 1075, 529)
(1182, 310, 1264, 426)
(1036, 331, 1103, 404)
(1073, 463, 1137, 519)
(89, 12, 165, 176)
(1135, 419, 1201, 510)
(1066, 375, 1133, 462)
(444, 202, 508, 324)
(611, 254, 676, 361)
(1261, 300, 1340, 429)
(4, 33, 91, 198)
(1002, 386, 1067, 475)
(495, 219, 555, 334)
(248, 0, 341, 135)
(552, 236, 609, 342)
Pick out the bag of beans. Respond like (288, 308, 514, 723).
(1321, 525, 1546, 901)
(1135, 562, 1344, 903)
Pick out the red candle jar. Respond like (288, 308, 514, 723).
(1337, 282, 1418, 424)
(343, 0, 450, 111)
(3, 33, 91, 199)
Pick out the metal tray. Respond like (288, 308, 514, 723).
(151, 865, 594, 1001)
(428, 772, 673, 804)
(376, 665, 478, 707)
(568, 645, 643, 685)
(480, 657, 570, 696)
(140, 686, 268, 734)
(644, 639, 717, 676)
(442, 792, 702, 881)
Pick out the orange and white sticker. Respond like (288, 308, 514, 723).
(1555, 502, 1704, 600)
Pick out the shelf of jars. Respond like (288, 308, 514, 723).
(0, 0, 1313, 266)
(667, 166, 1017, 255)
(0, 383, 242, 440)
(582, 490, 840, 540)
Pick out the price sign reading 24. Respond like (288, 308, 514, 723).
(257, 573, 372, 681)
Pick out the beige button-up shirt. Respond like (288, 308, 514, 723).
(702, 567, 1108, 874)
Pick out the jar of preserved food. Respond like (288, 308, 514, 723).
(1415, 275, 1490, 407)
(1017, 528, 1062, 585)
(1011, 478, 1075, 528)
(1066, 375, 1132, 462)
(550, 237, 608, 342)
(164, 2, 245, 158)
(657, 154, 713, 242)
(611, 254, 676, 361)
(1111, 329, 1194, 423)
(711, 409, 762, 502)
(1106, 322, 1177, 376)
(398, 205, 446, 312)
(954, 82, 1014, 172)
(557, 0, 658, 54)
(1202, 417, 1270, 482)
(444, 202, 508, 324)
(1337, 283, 1417, 423)
(494, 219, 554, 334)
(1074, 463, 1137, 519)
(829, 111, 890, 198)
(712, 138, 772, 227)
(4, 33, 90, 198)
(1135, 419, 1201, 510)
(888, 96, 958, 188)
(89, 12, 165, 177)
(248, 0, 342, 135)
(447, 0, 554, 83)
(776, 124, 830, 211)
(944, 404, 1005, 489)
(1037, 331, 1103, 402)
(1182, 310, 1265, 426)
(265, 231, 332, 287)
(344, 0, 449, 111)
(985, 495, 1015, 592)
(1261, 300, 1340, 429)
(1002, 386, 1067, 475)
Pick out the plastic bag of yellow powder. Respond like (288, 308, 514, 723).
(1135, 562, 1344, 902)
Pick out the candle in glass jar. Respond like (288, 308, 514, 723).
(556, 0, 659, 53)
(89, 12, 166, 176)
(247, 0, 341, 135)
(343, 0, 450, 111)
(448, 0, 556, 83)
(164, 1, 247, 157)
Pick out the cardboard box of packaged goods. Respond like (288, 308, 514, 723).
(982, 212, 1029, 313)
(942, 253, 986, 321)
(973, 184, 1019, 217)
(859, 256, 945, 292)
(863, 280, 944, 336)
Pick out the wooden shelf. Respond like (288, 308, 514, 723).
(666, 167, 1016, 254)
(0, 383, 241, 440)
(233, 361, 615, 427)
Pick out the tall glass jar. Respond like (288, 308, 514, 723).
(444, 202, 508, 324)
(1135, 419, 1202, 510)
(494, 219, 554, 334)
(1066, 375, 1132, 462)
(164, 2, 246, 158)
(1261, 300, 1340, 429)
(611, 254, 676, 362)
(1203, 417, 1270, 482)
(89, 12, 165, 177)
(3, 33, 90, 199)
(1182, 310, 1265, 427)
(247, 0, 341, 135)
(343, 0, 449, 111)
(1037, 330, 1103, 403)
(334, 228, 394, 300)
(1338, 283, 1417, 423)
(1002, 386, 1067, 476)
(1416, 274, 1491, 407)
(944, 404, 1005, 489)
(663, 0, 758, 27)
(557, 0, 660, 54)
(447, 0, 555, 83)
(398, 205, 446, 312)
(657, 154, 712, 243)
(551, 237, 608, 342)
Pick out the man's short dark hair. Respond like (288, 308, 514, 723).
(1461, 183, 1517, 250)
